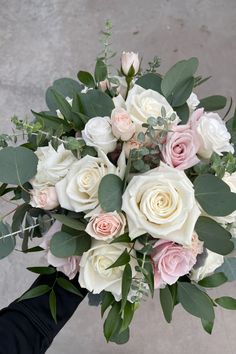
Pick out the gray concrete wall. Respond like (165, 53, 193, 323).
(0, 1, 236, 353)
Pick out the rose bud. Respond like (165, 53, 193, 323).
(111, 107, 136, 141)
(121, 51, 140, 76)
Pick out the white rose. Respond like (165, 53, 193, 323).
(55, 149, 126, 213)
(56, 96, 73, 119)
(214, 172, 236, 224)
(194, 112, 234, 159)
(82, 116, 117, 154)
(122, 162, 201, 246)
(79, 240, 137, 300)
(190, 249, 224, 281)
(121, 52, 140, 76)
(31, 143, 77, 188)
(40, 221, 80, 279)
(125, 85, 180, 130)
(187, 92, 200, 113)
(30, 186, 59, 210)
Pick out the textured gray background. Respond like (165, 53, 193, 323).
(0, 0, 236, 353)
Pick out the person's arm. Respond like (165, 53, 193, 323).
(0, 273, 88, 354)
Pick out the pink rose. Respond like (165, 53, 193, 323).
(121, 51, 140, 76)
(85, 211, 126, 240)
(40, 221, 80, 279)
(162, 124, 200, 170)
(124, 138, 142, 158)
(30, 186, 59, 210)
(111, 107, 136, 141)
(151, 239, 198, 288)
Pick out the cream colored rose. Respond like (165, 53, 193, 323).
(31, 143, 77, 188)
(190, 249, 224, 281)
(30, 186, 59, 210)
(55, 150, 126, 213)
(85, 212, 126, 240)
(82, 116, 117, 154)
(125, 85, 179, 130)
(79, 240, 137, 300)
(122, 163, 201, 246)
(121, 51, 140, 76)
(111, 107, 136, 141)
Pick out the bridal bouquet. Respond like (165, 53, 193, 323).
(1, 28, 236, 344)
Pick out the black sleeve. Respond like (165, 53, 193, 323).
(0, 273, 88, 354)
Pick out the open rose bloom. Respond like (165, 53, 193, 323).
(1, 49, 236, 344)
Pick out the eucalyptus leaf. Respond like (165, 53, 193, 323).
(50, 231, 91, 258)
(198, 95, 227, 111)
(0, 222, 15, 260)
(175, 103, 190, 124)
(98, 174, 123, 212)
(0, 147, 38, 185)
(195, 216, 234, 255)
(95, 59, 107, 82)
(160, 286, 174, 323)
(136, 73, 162, 93)
(52, 214, 86, 231)
(77, 71, 96, 88)
(50, 78, 82, 98)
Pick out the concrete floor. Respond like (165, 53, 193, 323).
(0, 0, 236, 353)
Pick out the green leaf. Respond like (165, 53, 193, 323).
(27, 267, 56, 275)
(77, 71, 96, 88)
(46, 88, 72, 120)
(0, 222, 15, 260)
(50, 78, 82, 98)
(160, 286, 174, 323)
(56, 277, 83, 297)
(194, 174, 236, 216)
(215, 296, 236, 310)
(198, 272, 228, 288)
(121, 264, 132, 311)
(178, 282, 215, 322)
(49, 290, 57, 323)
(107, 249, 130, 269)
(103, 302, 121, 342)
(175, 103, 190, 124)
(98, 174, 123, 212)
(136, 73, 162, 93)
(101, 292, 115, 317)
(31, 110, 71, 132)
(0, 147, 38, 185)
(201, 318, 214, 334)
(120, 302, 135, 332)
(95, 59, 107, 82)
(51, 214, 85, 231)
(171, 77, 194, 107)
(50, 231, 91, 258)
(216, 258, 236, 281)
(110, 327, 130, 345)
(19, 285, 51, 301)
(76, 89, 114, 118)
(110, 233, 131, 244)
(12, 203, 31, 233)
(195, 216, 233, 255)
(198, 95, 227, 111)
(161, 57, 198, 99)
(23, 246, 44, 253)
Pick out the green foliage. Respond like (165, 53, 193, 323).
(120, 301, 135, 332)
(145, 56, 161, 73)
(101, 292, 115, 317)
(195, 216, 234, 255)
(161, 57, 198, 107)
(56, 277, 83, 297)
(198, 272, 228, 288)
(0, 222, 16, 260)
(49, 290, 57, 323)
(19, 285, 51, 301)
(174, 103, 190, 124)
(46, 88, 73, 120)
(95, 59, 107, 82)
(215, 296, 236, 310)
(216, 258, 236, 281)
(76, 89, 114, 118)
(121, 264, 132, 311)
(50, 231, 91, 258)
(106, 249, 130, 269)
(136, 73, 162, 93)
(77, 71, 96, 88)
(194, 174, 236, 216)
(98, 174, 123, 212)
(160, 286, 174, 323)
(52, 214, 86, 231)
(177, 282, 215, 322)
(198, 95, 227, 111)
(110, 233, 131, 244)
(103, 301, 121, 342)
(0, 146, 38, 185)
(201, 318, 214, 334)
(47, 78, 82, 99)
(27, 267, 56, 275)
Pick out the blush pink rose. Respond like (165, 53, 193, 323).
(85, 211, 126, 240)
(40, 221, 80, 279)
(151, 239, 198, 288)
(30, 186, 59, 210)
(162, 123, 200, 170)
(124, 138, 142, 158)
(111, 107, 136, 141)
(121, 51, 140, 76)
